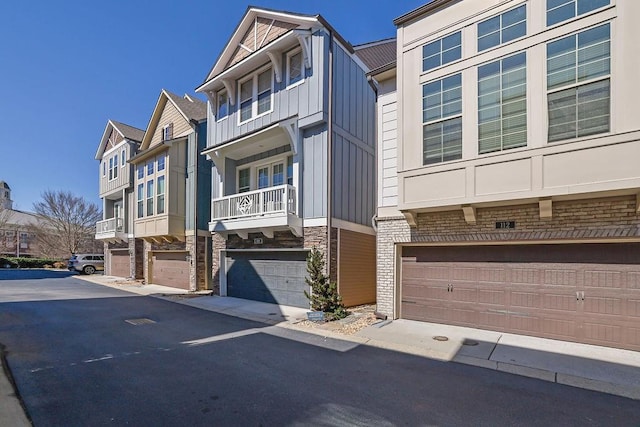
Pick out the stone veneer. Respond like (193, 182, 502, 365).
(210, 226, 337, 292)
(376, 195, 640, 318)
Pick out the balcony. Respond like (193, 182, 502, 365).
(95, 217, 127, 242)
(210, 184, 302, 238)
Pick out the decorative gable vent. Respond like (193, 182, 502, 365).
(227, 17, 298, 68)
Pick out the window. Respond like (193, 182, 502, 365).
(478, 5, 526, 51)
(422, 74, 463, 165)
(121, 149, 126, 166)
(257, 69, 272, 114)
(272, 163, 284, 186)
(287, 156, 293, 186)
(108, 158, 113, 180)
(137, 165, 144, 179)
(238, 168, 250, 193)
(157, 155, 165, 171)
(137, 184, 144, 218)
(257, 166, 270, 189)
(102, 161, 106, 177)
(547, 24, 610, 142)
(287, 49, 303, 86)
(547, 0, 609, 26)
(157, 176, 165, 215)
(162, 123, 173, 141)
(422, 32, 462, 72)
(113, 155, 118, 179)
(147, 160, 154, 175)
(478, 52, 527, 154)
(146, 180, 154, 216)
(238, 67, 273, 123)
(217, 91, 228, 120)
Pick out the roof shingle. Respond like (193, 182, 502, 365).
(354, 38, 396, 72)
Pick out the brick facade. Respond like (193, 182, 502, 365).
(210, 226, 337, 293)
(376, 195, 640, 318)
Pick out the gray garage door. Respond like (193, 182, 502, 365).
(226, 251, 309, 308)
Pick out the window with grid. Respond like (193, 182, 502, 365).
(422, 32, 462, 72)
(238, 67, 273, 123)
(158, 155, 165, 171)
(547, 24, 610, 142)
(162, 123, 173, 141)
(478, 5, 526, 52)
(257, 69, 272, 114)
(239, 79, 253, 122)
(478, 52, 527, 154)
(157, 175, 165, 215)
(422, 74, 462, 165)
(287, 156, 293, 186)
(547, 0, 609, 26)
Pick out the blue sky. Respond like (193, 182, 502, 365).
(0, 0, 424, 211)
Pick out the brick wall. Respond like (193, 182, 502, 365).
(376, 195, 640, 318)
(186, 235, 211, 291)
(210, 226, 334, 292)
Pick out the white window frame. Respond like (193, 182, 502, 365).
(422, 73, 463, 165)
(235, 154, 292, 193)
(217, 90, 229, 121)
(102, 161, 106, 177)
(477, 4, 527, 52)
(136, 153, 166, 218)
(121, 149, 126, 167)
(237, 65, 274, 125)
(162, 123, 173, 141)
(286, 48, 304, 88)
(422, 31, 462, 73)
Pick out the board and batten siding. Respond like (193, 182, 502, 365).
(208, 30, 329, 147)
(185, 122, 211, 232)
(99, 142, 136, 196)
(150, 101, 191, 147)
(330, 44, 376, 227)
(303, 124, 327, 219)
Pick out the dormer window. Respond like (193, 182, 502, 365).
(162, 123, 173, 141)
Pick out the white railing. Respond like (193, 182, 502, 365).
(96, 217, 124, 234)
(211, 184, 297, 221)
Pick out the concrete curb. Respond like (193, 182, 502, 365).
(0, 346, 31, 427)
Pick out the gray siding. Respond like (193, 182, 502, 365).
(302, 124, 327, 219)
(208, 30, 330, 147)
(99, 142, 136, 197)
(185, 122, 211, 231)
(331, 44, 377, 226)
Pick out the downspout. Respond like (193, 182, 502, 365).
(326, 30, 334, 281)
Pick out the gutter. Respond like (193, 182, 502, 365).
(327, 28, 334, 280)
(190, 119, 200, 292)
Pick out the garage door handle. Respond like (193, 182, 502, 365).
(576, 291, 585, 301)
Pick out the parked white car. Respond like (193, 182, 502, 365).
(67, 254, 104, 275)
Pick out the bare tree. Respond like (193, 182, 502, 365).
(30, 190, 102, 257)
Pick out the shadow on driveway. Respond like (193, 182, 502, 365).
(0, 269, 77, 280)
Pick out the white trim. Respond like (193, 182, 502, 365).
(286, 47, 305, 88)
(216, 89, 229, 122)
(237, 64, 274, 125)
(102, 139, 128, 157)
(120, 148, 127, 167)
(331, 218, 376, 236)
(236, 154, 292, 193)
(303, 218, 327, 227)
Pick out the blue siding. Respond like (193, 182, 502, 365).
(330, 44, 376, 226)
(302, 124, 327, 219)
(185, 121, 211, 231)
(208, 30, 330, 148)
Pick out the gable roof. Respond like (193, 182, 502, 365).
(138, 89, 206, 151)
(94, 119, 145, 160)
(354, 38, 396, 71)
(197, 6, 355, 92)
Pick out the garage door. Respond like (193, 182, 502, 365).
(110, 249, 130, 278)
(226, 251, 309, 308)
(401, 243, 640, 351)
(151, 252, 189, 290)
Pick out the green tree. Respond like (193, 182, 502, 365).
(304, 247, 347, 320)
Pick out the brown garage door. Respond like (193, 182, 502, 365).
(110, 250, 130, 278)
(152, 252, 189, 290)
(401, 243, 640, 351)
(338, 230, 376, 307)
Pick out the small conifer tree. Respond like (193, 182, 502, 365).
(304, 247, 347, 320)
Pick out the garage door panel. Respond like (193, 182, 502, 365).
(110, 250, 130, 278)
(401, 243, 640, 351)
(227, 252, 309, 308)
(152, 252, 189, 290)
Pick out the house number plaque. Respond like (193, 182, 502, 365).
(495, 221, 516, 229)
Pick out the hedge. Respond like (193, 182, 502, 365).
(2, 257, 67, 269)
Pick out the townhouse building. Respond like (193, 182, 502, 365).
(196, 7, 378, 308)
(374, 0, 640, 351)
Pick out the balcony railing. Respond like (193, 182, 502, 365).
(211, 184, 297, 221)
(96, 217, 124, 234)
